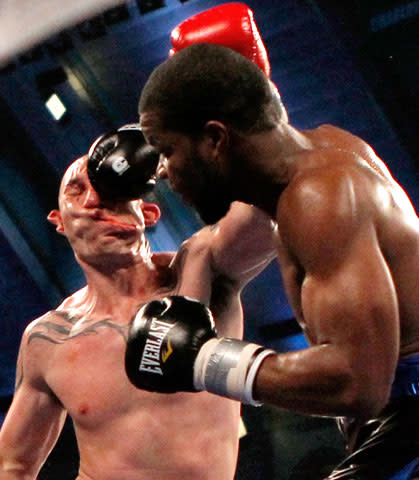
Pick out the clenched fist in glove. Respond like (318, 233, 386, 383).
(87, 124, 160, 201)
(170, 3, 271, 77)
(125, 295, 275, 405)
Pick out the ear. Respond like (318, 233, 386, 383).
(47, 209, 65, 234)
(141, 202, 161, 227)
(202, 121, 229, 157)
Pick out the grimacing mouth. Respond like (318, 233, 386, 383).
(87, 211, 138, 230)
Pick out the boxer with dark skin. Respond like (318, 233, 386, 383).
(137, 43, 419, 478)
(0, 155, 277, 480)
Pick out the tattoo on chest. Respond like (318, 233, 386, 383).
(27, 310, 131, 345)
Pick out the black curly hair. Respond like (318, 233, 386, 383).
(138, 43, 284, 136)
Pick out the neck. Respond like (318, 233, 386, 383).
(230, 122, 311, 218)
(75, 247, 171, 318)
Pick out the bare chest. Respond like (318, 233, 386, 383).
(37, 318, 140, 424)
(29, 306, 241, 479)
(38, 319, 240, 478)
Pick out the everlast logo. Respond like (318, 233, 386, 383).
(139, 319, 173, 375)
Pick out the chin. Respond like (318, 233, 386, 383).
(81, 243, 138, 268)
(182, 163, 234, 224)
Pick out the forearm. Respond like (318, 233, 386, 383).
(212, 202, 278, 281)
(196, 338, 381, 417)
(0, 386, 66, 480)
(223, 202, 278, 251)
(125, 296, 386, 417)
(253, 344, 377, 417)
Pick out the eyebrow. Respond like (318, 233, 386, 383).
(67, 175, 83, 185)
(62, 175, 84, 191)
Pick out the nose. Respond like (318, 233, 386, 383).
(157, 155, 168, 179)
(83, 184, 102, 208)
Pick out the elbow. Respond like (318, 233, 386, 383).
(0, 452, 35, 479)
(338, 373, 391, 418)
(325, 346, 393, 418)
(0, 463, 36, 480)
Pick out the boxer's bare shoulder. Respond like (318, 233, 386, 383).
(307, 124, 393, 176)
(15, 311, 70, 394)
(26, 309, 130, 347)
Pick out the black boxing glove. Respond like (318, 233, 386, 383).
(125, 295, 276, 405)
(125, 295, 217, 393)
(87, 124, 160, 201)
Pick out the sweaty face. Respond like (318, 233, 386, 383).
(55, 157, 147, 267)
(140, 113, 233, 224)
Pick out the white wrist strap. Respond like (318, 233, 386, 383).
(194, 338, 275, 406)
(118, 123, 142, 132)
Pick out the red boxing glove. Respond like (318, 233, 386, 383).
(170, 2, 270, 77)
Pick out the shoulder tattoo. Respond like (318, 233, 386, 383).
(27, 310, 130, 345)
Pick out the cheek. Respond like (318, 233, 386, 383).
(59, 197, 85, 223)
(61, 216, 80, 238)
(165, 147, 203, 190)
(60, 198, 75, 211)
(168, 165, 194, 192)
(165, 158, 183, 184)
(60, 210, 87, 239)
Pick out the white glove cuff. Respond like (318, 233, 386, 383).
(118, 123, 142, 132)
(194, 338, 275, 406)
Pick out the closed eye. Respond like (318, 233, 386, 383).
(64, 180, 85, 196)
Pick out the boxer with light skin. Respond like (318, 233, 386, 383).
(133, 41, 419, 480)
(0, 155, 277, 480)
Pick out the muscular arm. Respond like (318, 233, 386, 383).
(0, 327, 67, 479)
(255, 170, 399, 418)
